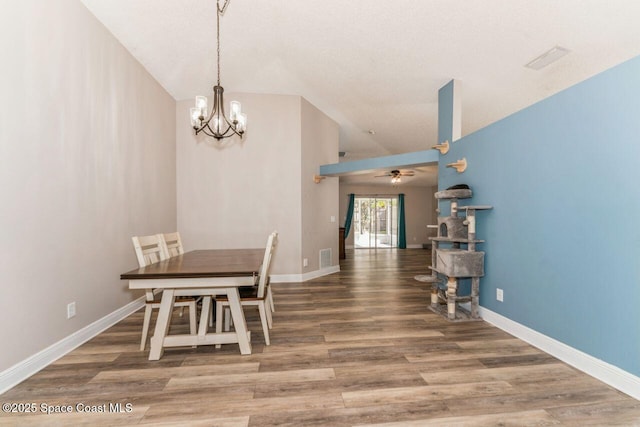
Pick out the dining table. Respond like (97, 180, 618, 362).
(120, 248, 264, 360)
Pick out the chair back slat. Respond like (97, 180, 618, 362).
(132, 234, 169, 268)
(256, 231, 278, 298)
(164, 232, 184, 257)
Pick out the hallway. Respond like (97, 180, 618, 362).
(2, 249, 639, 425)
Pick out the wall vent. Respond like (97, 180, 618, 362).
(319, 248, 332, 269)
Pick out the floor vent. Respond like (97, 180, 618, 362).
(319, 248, 332, 269)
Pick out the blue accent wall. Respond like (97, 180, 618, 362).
(438, 56, 640, 376)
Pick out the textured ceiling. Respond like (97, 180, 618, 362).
(81, 0, 640, 186)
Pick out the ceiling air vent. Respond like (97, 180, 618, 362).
(525, 46, 570, 70)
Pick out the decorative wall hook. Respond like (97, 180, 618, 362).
(432, 140, 450, 154)
(446, 158, 467, 173)
(313, 175, 326, 184)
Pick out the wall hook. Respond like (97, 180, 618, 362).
(432, 140, 450, 154)
(313, 175, 326, 184)
(446, 158, 467, 173)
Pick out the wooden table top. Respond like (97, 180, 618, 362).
(120, 249, 264, 280)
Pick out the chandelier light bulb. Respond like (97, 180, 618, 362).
(230, 101, 242, 122)
(195, 96, 208, 116)
(213, 116, 224, 133)
(237, 113, 247, 132)
(190, 108, 201, 127)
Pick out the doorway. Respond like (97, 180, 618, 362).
(353, 196, 398, 248)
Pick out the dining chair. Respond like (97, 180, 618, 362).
(164, 231, 211, 323)
(215, 231, 278, 346)
(132, 234, 197, 351)
(163, 231, 184, 257)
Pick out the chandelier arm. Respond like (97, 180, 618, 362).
(198, 124, 229, 140)
(221, 111, 237, 127)
(196, 86, 220, 126)
(221, 118, 244, 137)
(196, 121, 243, 140)
(200, 101, 216, 127)
(218, 121, 243, 138)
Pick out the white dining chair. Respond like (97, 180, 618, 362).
(164, 231, 210, 322)
(215, 231, 278, 346)
(163, 231, 184, 257)
(132, 234, 197, 351)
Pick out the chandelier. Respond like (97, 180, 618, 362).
(190, 0, 246, 140)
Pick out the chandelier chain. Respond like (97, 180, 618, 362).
(216, 0, 230, 86)
(216, 0, 221, 86)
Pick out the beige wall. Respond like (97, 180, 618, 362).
(0, 0, 177, 371)
(339, 184, 438, 248)
(176, 95, 339, 275)
(301, 99, 340, 272)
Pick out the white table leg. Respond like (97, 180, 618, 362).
(226, 288, 252, 355)
(148, 288, 175, 361)
(198, 296, 212, 336)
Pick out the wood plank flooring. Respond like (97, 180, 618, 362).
(2, 249, 639, 426)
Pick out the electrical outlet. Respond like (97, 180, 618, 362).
(303, 258, 309, 267)
(496, 288, 504, 302)
(67, 302, 76, 319)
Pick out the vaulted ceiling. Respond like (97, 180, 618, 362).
(81, 0, 640, 186)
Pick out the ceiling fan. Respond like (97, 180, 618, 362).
(375, 169, 415, 184)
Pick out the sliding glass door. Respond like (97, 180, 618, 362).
(353, 196, 398, 248)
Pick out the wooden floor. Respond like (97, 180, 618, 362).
(2, 249, 639, 426)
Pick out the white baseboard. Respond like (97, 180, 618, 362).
(0, 297, 145, 395)
(479, 306, 640, 400)
(272, 265, 340, 283)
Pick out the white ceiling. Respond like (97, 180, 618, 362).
(81, 0, 640, 187)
